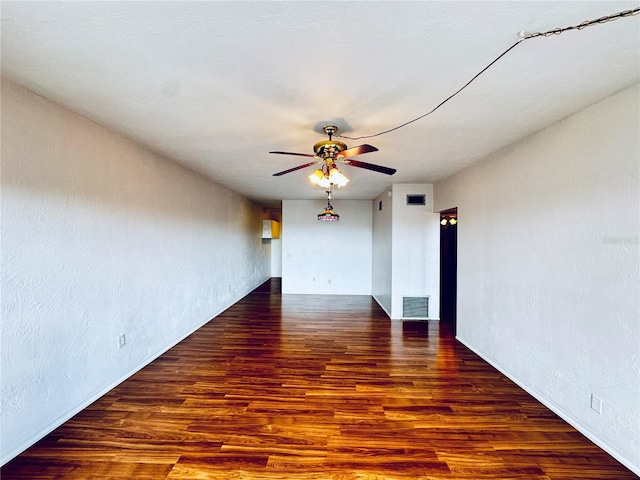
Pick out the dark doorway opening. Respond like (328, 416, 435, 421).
(439, 208, 457, 335)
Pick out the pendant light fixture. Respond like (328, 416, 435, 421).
(318, 190, 340, 222)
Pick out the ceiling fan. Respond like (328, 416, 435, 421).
(270, 126, 396, 186)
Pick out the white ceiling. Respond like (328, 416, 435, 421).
(2, 2, 639, 207)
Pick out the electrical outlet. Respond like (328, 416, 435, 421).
(328, 279, 331, 284)
(591, 394, 603, 414)
(228, 285, 231, 292)
(118, 333, 126, 349)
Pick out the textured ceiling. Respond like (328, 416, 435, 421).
(2, 1, 639, 207)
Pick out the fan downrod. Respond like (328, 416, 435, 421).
(314, 125, 346, 156)
(323, 125, 338, 140)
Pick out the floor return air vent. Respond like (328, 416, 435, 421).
(403, 296, 429, 318)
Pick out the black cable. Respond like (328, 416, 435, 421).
(336, 40, 524, 141)
(336, 7, 640, 142)
(525, 7, 639, 39)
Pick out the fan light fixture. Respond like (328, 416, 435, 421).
(318, 191, 339, 222)
(309, 165, 349, 188)
(329, 168, 349, 187)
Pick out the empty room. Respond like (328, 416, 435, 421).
(1, 2, 638, 479)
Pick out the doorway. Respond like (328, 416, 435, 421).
(439, 208, 457, 335)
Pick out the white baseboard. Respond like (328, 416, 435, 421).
(455, 335, 640, 477)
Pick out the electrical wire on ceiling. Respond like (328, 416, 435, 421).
(336, 7, 640, 141)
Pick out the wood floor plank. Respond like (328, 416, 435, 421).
(2, 278, 636, 479)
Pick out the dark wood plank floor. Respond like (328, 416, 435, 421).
(2, 278, 635, 479)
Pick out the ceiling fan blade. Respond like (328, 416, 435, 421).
(273, 161, 318, 176)
(269, 151, 317, 158)
(338, 144, 378, 158)
(341, 158, 397, 175)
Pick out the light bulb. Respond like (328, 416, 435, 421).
(329, 168, 349, 187)
(309, 169, 324, 185)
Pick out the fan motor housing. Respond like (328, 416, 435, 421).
(313, 140, 347, 157)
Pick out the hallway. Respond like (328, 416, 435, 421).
(2, 279, 633, 479)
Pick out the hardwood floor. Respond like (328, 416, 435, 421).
(2, 278, 635, 479)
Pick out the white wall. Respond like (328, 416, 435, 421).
(434, 84, 639, 474)
(372, 185, 440, 320)
(0, 80, 270, 464)
(270, 238, 282, 277)
(390, 184, 440, 320)
(372, 189, 393, 314)
(281, 199, 372, 294)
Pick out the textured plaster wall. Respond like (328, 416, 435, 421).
(434, 84, 640, 473)
(372, 189, 393, 315)
(390, 184, 440, 320)
(371, 185, 440, 320)
(270, 238, 282, 277)
(281, 200, 372, 295)
(0, 80, 270, 464)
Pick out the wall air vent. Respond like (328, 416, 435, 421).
(406, 194, 426, 205)
(403, 296, 429, 318)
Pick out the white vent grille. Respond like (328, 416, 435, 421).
(403, 296, 429, 318)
